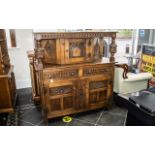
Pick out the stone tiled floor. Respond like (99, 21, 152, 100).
(16, 88, 128, 126)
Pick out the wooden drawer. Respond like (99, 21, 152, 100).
(83, 65, 113, 77)
(43, 64, 113, 82)
(44, 68, 79, 81)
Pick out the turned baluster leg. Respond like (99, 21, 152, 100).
(99, 37, 104, 57)
(110, 33, 117, 62)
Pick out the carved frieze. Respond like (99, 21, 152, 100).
(49, 85, 73, 96)
(69, 39, 86, 58)
(45, 69, 79, 80)
(89, 81, 107, 90)
(34, 32, 117, 40)
(83, 67, 112, 76)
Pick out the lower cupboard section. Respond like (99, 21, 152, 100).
(42, 76, 113, 119)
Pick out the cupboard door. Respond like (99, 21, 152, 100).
(39, 39, 57, 64)
(45, 80, 76, 116)
(64, 39, 93, 64)
(88, 77, 109, 108)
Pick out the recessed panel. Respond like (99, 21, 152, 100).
(69, 39, 86, 58)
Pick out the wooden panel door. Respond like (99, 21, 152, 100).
(39, 39, 58, 64)
(45, 80, 76, 117)
(64, 39, 93, 64)
(87, 77, 109, 108)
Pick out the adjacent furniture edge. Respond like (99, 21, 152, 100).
(115, 63, 129, 79)
(27, 50, 41, 102)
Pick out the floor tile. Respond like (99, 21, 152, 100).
(19, 120, 35, 126)
(16, 88, 33, 106)
(18, 107, 42, 125)
(0, 113, 8, 126)
(74, 110, 102, 124)
(17, 95, 33, 106)
(17, 87, 32, 95)
(48, 117, 68, 126)
(67, 118, 95, 126)
(97, 112, 126, 126)
(108, 104, 128, 116)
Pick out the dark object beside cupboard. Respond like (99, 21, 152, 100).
(28, 31, 117, 122)
(114, 88, 155, 126)
(0, 29, 16, 114)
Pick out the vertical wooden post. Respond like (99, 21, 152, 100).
(110, 33, 117, 62)
(10, 29, 17, 47)
(0, 46, 3, 74)
(37, 40, 41, 48)
(99, 37, 104, 57)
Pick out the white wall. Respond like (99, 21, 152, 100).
(115, 38, 133, 63)
(8, 29, 34, 89)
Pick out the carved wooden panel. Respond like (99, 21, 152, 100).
(34, 32, 117, 40)
(93, 38, 101, 60)
(44, 69, 79, 80)
(98, 91, 107, 102)
(88, 77, 109, 107)
(46, 80, 76, 115)
(0, 30, 10, 69)
(89, 80, 107, 90)
(89, 92, 98, 104)
(49, 85, 73, 96)
(63, 96, 74, 109)
(89, 90, 107, 104)
(40, 39, 56, 63)
(83, 67, 113, 77)
(68, 39, 86, 58)
(50, 98, 61, 111)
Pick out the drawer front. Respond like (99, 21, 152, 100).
(44, 68, 79, 81)
(44, 64, 114, 82)
(49, 85, 73, 96)
(83, 65, 113, 77)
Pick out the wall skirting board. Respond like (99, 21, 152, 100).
(16, 79, 31, 89)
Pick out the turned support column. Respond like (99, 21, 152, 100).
(99, 37, 104, 57)
(110, 33, 117, 62)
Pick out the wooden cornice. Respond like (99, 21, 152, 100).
(34, 31, 118, 40)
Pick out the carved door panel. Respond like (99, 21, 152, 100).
(88, 77, 109, 108)
(45, 80, 76, 115)
(39, 39, 57, 64)
(64, 39, 93, 64)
